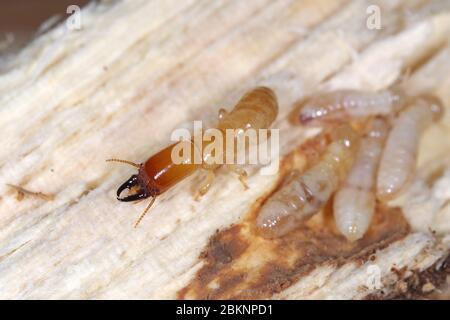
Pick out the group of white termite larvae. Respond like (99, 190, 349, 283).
(256, 86, 444, 241)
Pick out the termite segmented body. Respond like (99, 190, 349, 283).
(108, 87, 278, 227)
(199, 87, 278, 172)
(256, 124, 359, 238)
(295, 88, 405, 125)
(376, 95, 444, 201)
(333, 117, 389, 241)
(218, 87, 278, 132)
(194, 86, 278, 198)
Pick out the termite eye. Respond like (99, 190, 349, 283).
(116, 175, 149, 202)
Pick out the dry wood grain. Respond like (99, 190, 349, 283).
(0, 0, 449, 299)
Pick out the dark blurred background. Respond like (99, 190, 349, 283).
(0, 0, 90, 54)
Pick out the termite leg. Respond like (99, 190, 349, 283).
(226, 164, 249, 190)
(194, 169, 216, 201)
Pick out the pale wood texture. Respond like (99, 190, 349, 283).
(0, 0, 449, 299)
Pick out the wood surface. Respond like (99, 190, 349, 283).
(0, 0, 449, 299)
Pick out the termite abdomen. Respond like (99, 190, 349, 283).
(218, 87, 278, 131)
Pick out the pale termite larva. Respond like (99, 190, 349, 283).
(256, 124, 360, 239)
(333, 117, 389, 241)
(377, 95, 444, 201)
(295, 88, 405, 125)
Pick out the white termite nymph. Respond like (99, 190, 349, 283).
(333, 117, 390, 241)
(376, 95, 444, 201)
(296, 87, 405, 125)
(256, 124, 360, 239)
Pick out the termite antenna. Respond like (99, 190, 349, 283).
(134, 197, 156, 228)
(106, 158, 141, 168)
